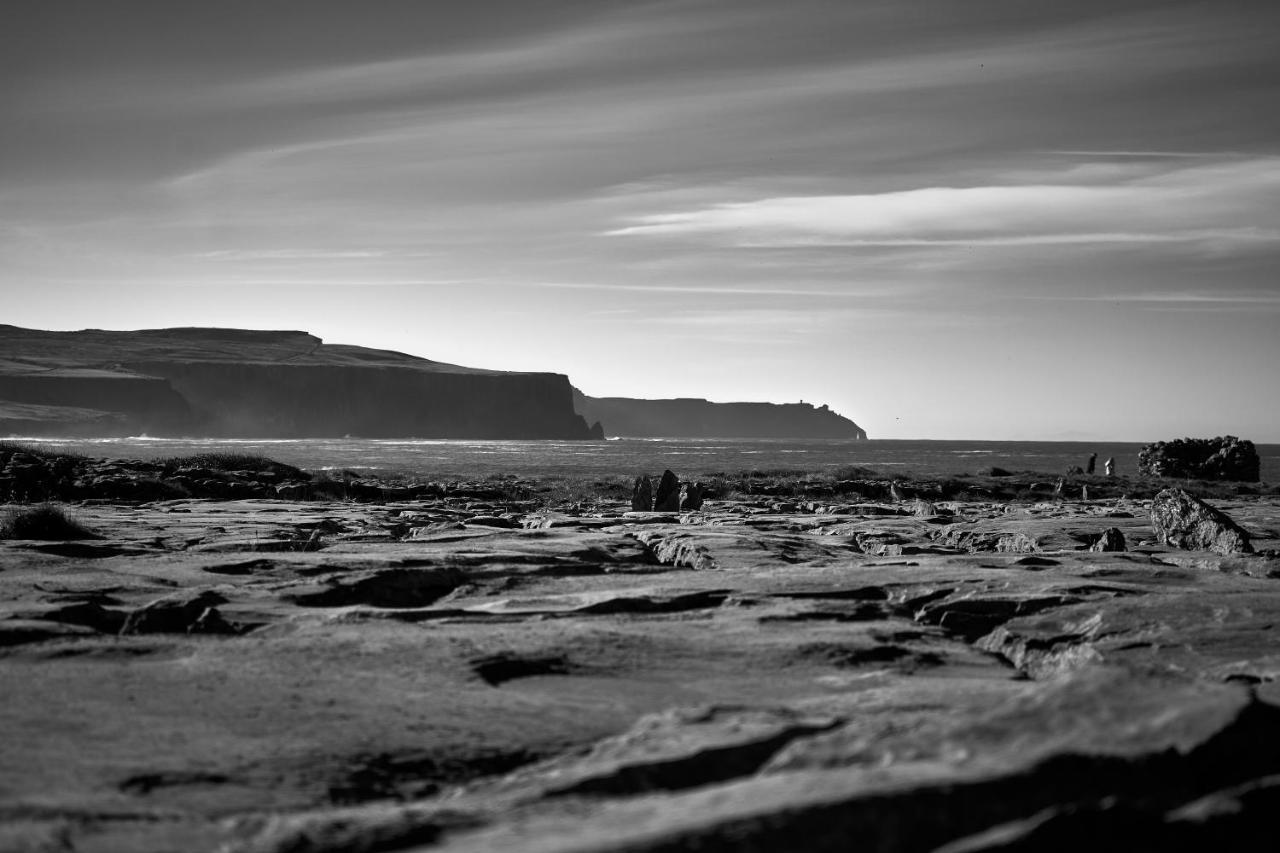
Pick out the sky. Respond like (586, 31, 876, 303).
(3, 0, 1279, 441)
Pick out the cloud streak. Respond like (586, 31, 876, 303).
(606, 158, 1280, 250)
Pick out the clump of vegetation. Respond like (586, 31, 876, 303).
(0, 442, 89, 503)
(157, 452, 308, 480)
(0, 503, 98, 540)
(0, 441, 88, 464)
(534, 475, 631, 507)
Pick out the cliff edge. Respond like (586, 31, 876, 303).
(573, 389, 866, 439)
(0, 325, 596, 439)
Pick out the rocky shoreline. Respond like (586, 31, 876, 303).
(2, 449, 1279, 851)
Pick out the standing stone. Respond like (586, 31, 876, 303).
(1149, 488, 1252, 555)
(631, 475, 653, 512)
(1089, 527, 1127, 552)
(654, 470, 681, 512)
(1104, 457, 1115, 477)
(681, 482, 704, 511)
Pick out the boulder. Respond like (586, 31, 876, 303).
(631, 475, 653, 512)
(1089, 527, 1127, 552)
(1138, 436, 1260, 482)
(654, 470, 681, 512)
(682, 482, 704, 511)
(1149, 488, 1252, 555)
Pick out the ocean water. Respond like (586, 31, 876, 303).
(12, 437, 1280, 482)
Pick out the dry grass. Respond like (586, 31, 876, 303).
(0, 441, 87, 465)
(0, 503, 97, 540)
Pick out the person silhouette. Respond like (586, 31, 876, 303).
(1086, 453, 1097, 475)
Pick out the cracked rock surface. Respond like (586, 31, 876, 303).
(2, 490, 1279, 852)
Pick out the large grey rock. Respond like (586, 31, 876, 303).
(654, 470, 681, 512)
(1138, 436, 1261, 482)
(1150, 489, 1252, 555)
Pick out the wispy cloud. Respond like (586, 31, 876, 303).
(529, 281, 893, 298)
(194, 249, 400, 260)
(606, 158, 1280, 251)
(169, 278, 472, 289)
(1043, 150, 1240, 159)
(1024, 292, 1280, 304)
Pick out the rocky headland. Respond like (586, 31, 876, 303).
(0, 326, 597, 440)
(573, 390, 866, 439)
(2, 446, 1279, 852)
(0, 326, 866, 442)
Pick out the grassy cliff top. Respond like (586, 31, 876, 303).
(0, 325, 513, 376)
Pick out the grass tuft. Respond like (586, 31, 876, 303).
(0, 440, 88, 465)
(0, 503, 98, 540)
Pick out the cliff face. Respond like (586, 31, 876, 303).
(574, 391, 866, 439)
(0, 372, 191, 436)
(129, 361, 589, 439)
(0, 326, 595, 439)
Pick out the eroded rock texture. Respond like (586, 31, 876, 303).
(1151, 488, 1253, 555)
(2, 484, 1279, 852)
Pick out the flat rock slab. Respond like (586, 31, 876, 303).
(3, 494, 1280, 852)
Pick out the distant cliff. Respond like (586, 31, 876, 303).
(0, 326, 597, 439)
(573, 390, 866, 439)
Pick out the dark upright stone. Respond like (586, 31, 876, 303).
(654, 470, 681, 511)
(631, 475, 653, 512)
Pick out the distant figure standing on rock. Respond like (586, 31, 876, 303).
(1105, 457, 1115, 477)
(1086, 453, 1097, 475)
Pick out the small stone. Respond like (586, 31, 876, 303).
(188, 606, 237, 635)
(995, 533, 1038, 553)
(1090, 527, 1127, 552)
(120, 591, 231, 635)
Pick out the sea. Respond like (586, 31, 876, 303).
(10, 437, 1280, 483)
